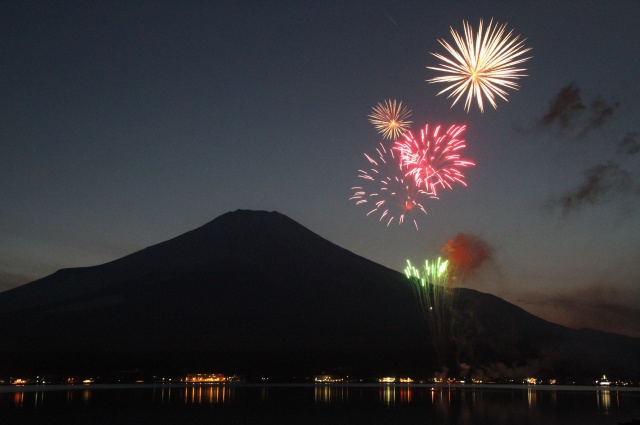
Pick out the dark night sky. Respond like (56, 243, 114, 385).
(1, 1, 639, 336)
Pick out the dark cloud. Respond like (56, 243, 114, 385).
(539, 82, 620, 138)
(535, 85, 638, 213)
(584, 96, 620, 131)
(617, 132, 640, 156)
(555, 161, 634, 213)
(540, 82, 586, 129)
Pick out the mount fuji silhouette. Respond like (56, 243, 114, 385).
(0, 210, 638, 381)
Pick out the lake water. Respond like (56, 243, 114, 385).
(1, 383, 639, 424)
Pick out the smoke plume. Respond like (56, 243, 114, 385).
(442, 233, 492, 274)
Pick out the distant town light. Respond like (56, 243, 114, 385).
(598, 375, 611, 386)
(314, 375, 343, 383)
(185, 373, 226, 383)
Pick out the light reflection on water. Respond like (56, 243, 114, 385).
(598, 389, 611, 412)
(1, 384, 639, 425)
(399, 384, 412, 403)
(13, 391, 23, 408)
(314, 384, 348, 403)
(379, 384, 395, 405)
(527, 387, 537, 408)
(180, 384, 231, 404)
(3, 384, 637, 408)
(63, 388, 91, 405)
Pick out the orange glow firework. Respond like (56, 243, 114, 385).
(368, 99, 413, 140)
(427, 19, 532, 113)
(442, 233, 492, 273)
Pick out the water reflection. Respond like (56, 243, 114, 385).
(34, 391, 43, 407)
(399, 385, 412, 403)
(179, 385, 232, 405)
(432, 387, 458, 410)
(13, 392, 23, 408)
(1, 384, 639, 425)
(469, 387, 482, 405)
(65, 388, 91, 404)
(153, 386, 173, 403)
(379, 385, 395, 405)
(314, 385, 348, 403)
(431, 387, 459, 424)
(9, 390, 46, 408)
(527, 387, 537, 408)
(597, 389, 610, 413)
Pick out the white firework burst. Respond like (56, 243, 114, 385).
(427, 19, 532, 113)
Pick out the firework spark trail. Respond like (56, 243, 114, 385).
(350, 142, 436, 230)
(427, 19, 532, 113)
(368, 99, 413, 140)
(404, 258, 456, 369)
(393, 124, 474, 196)
(404, 258, 450, 317)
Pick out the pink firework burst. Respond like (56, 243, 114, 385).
(350, 142, 437, 230)
(393, 124, 475, 196)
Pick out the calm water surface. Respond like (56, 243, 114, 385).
(1, 383, 639, 424)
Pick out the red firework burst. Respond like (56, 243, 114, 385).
(393, 124, 475, 196)
(350, 142, 437, 230)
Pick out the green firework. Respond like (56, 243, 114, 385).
(404, 257, 456, 370)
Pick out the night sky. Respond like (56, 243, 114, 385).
(2, 1, 639, 337)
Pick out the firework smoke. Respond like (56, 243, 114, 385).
(442, 233, 493, 275)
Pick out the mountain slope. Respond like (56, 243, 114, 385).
(0, 210, 638, 381)
(451, 289, 640, 381)
(0, 211, 429, 376)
